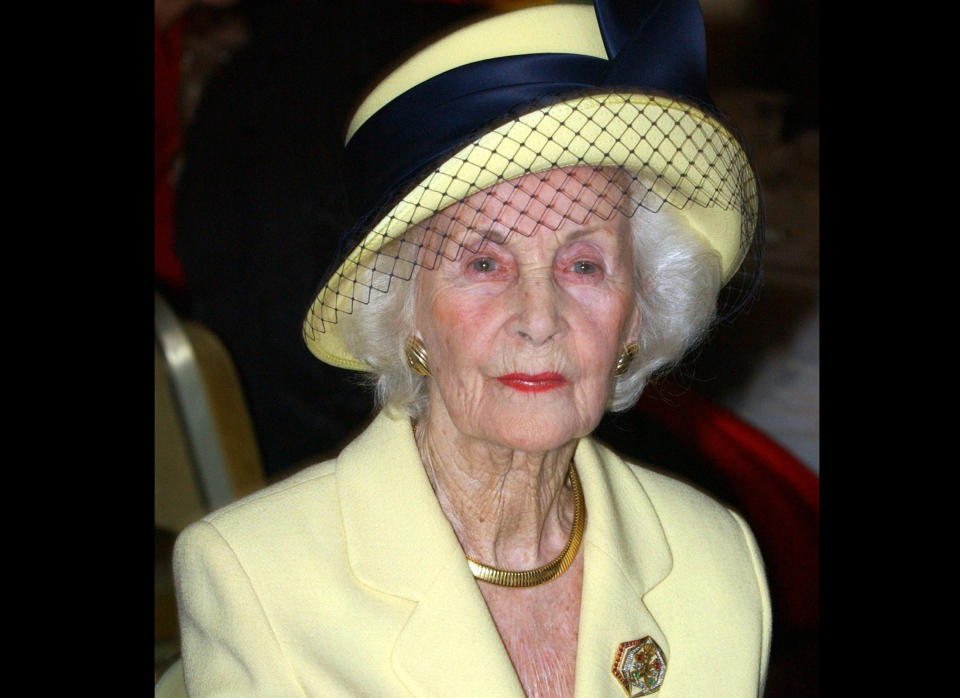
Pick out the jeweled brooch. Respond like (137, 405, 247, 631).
(612, 636, 666, 696)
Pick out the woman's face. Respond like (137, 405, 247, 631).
(414, 168, 641, 453)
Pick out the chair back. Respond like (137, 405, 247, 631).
(155, 291, 265, 529)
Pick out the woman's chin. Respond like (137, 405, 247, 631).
(474, 407, 599, 454)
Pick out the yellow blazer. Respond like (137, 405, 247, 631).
(174, 410, 771, 697)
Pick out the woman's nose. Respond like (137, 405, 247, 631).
(513, 273, 567, 345)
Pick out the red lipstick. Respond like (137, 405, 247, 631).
(496, 372, 568, 393)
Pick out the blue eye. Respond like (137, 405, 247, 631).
(471, 258, 497, 273)
(572, 260, 597, 274)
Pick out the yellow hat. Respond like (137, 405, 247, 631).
(303, 0, 760, 371)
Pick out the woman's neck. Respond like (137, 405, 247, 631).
(414, 405, 578, 572)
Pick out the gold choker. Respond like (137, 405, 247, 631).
(466, 463, 585, 588)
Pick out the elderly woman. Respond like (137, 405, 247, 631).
(173, 1, 771, 696)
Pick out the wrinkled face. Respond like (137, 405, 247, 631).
(413, 167, 641, 453)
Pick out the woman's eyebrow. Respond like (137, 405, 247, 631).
(460, 221, 621, 254)
(557, 223, 621, 244)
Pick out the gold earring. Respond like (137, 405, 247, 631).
(405, 336, 431, 376)
(614, 342, 639, 377)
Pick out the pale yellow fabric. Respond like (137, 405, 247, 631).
(346, 4, 606, 141)
(174, 410, 771, 697)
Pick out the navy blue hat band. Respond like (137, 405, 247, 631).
(343, 0, 716, 222)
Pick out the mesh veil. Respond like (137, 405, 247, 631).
(304, 90, 762, 370)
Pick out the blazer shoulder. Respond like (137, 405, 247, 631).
(618, 451, 769, 599)
(601, 446, 758, 560)
(181, 458, 340, 546)
(586, 438, 759, 568)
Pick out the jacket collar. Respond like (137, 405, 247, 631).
(336, 410, 674, 696)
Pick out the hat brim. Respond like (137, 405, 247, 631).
(304, 92, 758, 371)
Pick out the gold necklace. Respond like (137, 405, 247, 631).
(466, 463, 585, 588)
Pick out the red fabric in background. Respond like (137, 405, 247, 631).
(635, 382, 819, 631)
(155, 19, 186, 292)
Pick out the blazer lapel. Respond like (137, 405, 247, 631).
(337, 411, 524, 697)
(392, 555, 525, 697)
(573, 438, 673, 697)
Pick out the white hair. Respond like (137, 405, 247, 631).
(341, 202, 723, 419)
